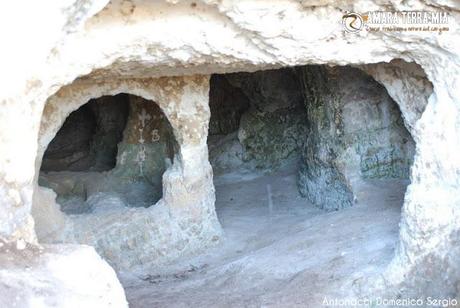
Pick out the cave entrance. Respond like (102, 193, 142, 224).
(39, 93, 176, 215)
(207, 64, 415, 273)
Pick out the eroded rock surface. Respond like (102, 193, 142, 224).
(42, 95, 129, 172)
(0, 0, 459, 304)
(0, 241, 127, 308)
(34, 76, 222, 271)
(208, 66, 414, 213)
(209, 68, 307, 172)
(209, 75, 249, 136)
(297, 65, 415, 210)
(40, 93, 177, 214)
(111, 94, 176, 204)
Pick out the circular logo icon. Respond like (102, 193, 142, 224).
(342, 12, 364, 33)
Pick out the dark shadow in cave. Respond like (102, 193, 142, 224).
(207, 65, 415, 212)
(39, 94, 177, 214)
(41, 95, 129, 172)
(203, 65, 416, 292)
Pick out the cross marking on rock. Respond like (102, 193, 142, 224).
(139, 109, 151, 127)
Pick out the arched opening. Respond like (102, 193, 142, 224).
(184, 64, 418, 304)
(39, 93, 177, 215)
(4, 1, 457, 305)
(29, 62, 435, 306)
(33, 77, 220, 270)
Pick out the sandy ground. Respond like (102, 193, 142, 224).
(120, 168, 408, 307)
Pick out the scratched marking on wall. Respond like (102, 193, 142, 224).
(136, 108, 151, 176)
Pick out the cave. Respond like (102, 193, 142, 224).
(165, 65, 417, 306)
(39, 94, 176, 215)
(208, 65, 414, 209)
(2, 2, 459, 307)
(30, 64, 421, 305)
(28, 63, 428, 306)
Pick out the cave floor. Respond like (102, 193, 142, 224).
(120, 167, 407, 307)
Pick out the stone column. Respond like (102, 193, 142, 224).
(387, 72, 460, 296)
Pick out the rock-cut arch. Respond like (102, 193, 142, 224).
(32, 76, 222, 270)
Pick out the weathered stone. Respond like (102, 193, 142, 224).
(297, 65, 415, 210)
(41, 104, 96, 171)
(359, 60, 432, 135)
(111, 94, 176, 204)
(213, 68, 308, 170)
(87, 95, 130, 171)
(209, 75, 249, 136)
(41, 95, 129, 172)
(0, 242, 127, 308)
(33, 76, 222, 271)
(40, 93, 177, 212)
(0, 0, 459, 304)
(208, 133, 245, 174)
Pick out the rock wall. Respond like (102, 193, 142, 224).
(208, 75, 249, 136)
(297, 65, 415, 210)
(209, 65, 414, 211)
(0, 242, 127, 308)
(111, 94, 176, 204)
(89, 95, 130, 171)
(359, 60, 433, 135)
(41, 104, 98, 171)
(0, 0, 459, 304)
(40, 94, 176, 211)
(33, 76, 222, 270)
(229, 68, 308, 170)
(209, 68, 308, 172)
(41, 94, 129, 172)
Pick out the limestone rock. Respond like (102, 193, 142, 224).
(228, 68, 308, 170)
(111, 94, 176, 204)
(297, 65, 415, 210)
(0, 242, 127, 308)
(0, 0, 459, 303)
(208, 75, 249, 136)
(41, 95, 129, 172)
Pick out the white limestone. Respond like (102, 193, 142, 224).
(0, 243, 127, 308)
(0, 0, 459, 304)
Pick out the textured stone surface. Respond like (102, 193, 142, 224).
(359, 60, 433, 135)
(208, 74, 249, 136)
(41, 104, 97, 171)
(42, 94, 129, 172)
(0, 242, 127, 308)
(209, 69, 308, 171)
(208, 133, 246, 174)
(111, 94, 176, 204)
(33, 77, 222, 270)
(297, 65, 415, 210)
(88, 95, 130, 170)
(0, 0, 459, 303)
(40, 93, 177, 212)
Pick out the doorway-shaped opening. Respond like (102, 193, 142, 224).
(205, 65, 416, 290)
(39, 93, 177, 215)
